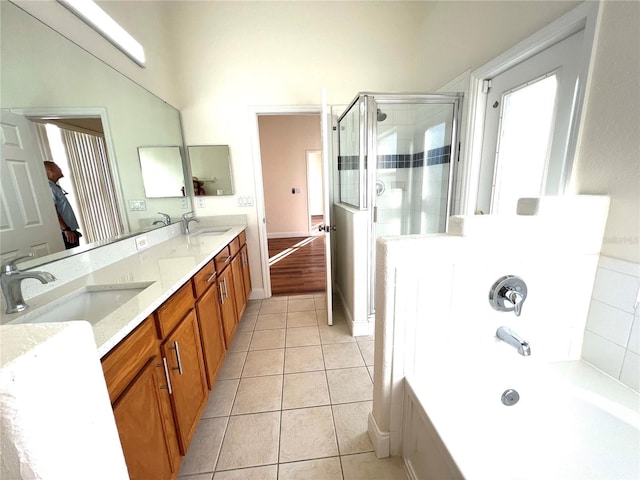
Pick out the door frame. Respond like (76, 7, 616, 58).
(306, 149, 323, 236)
(459, 1, 600, 215)
(9, 106, 128, 233)
(249, 105, 322, 299)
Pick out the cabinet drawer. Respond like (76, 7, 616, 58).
(229, 236, 241, 258)
(238, 230, 247, 247)
(156, 282, 195, 338)
(102, 316, 157, 404)
(214, 246, 232, 272)
(193, 261, 216, 298)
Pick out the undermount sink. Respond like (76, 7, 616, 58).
(191, 227, 231, 236)
(8, 282, 154, 326)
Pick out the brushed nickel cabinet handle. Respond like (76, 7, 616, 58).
(170, 340, 183, 375)
(219, 283, 225, 304)
(206, 272, 216, 283)
(159, 357, 173, 395)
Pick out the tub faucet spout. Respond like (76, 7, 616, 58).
(496, 326, 531, 356)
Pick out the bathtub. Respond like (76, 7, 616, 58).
(403, 360, 640, 480)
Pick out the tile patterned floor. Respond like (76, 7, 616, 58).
(178, 294, 407, 480)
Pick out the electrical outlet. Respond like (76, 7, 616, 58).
(197, 197, 205, 208)
(180, 198, 188, 209)
(135, 235, 148, 250)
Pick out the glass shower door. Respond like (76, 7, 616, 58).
(368, 95, 460, 317)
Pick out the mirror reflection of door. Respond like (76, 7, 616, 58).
(0, 110, 63, 262)
(0, 110, 125, 260)
(306, 150, 324, 235)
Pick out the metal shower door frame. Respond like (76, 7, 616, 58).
(363, 93, 463, 319)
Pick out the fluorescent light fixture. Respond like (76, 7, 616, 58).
(57, 0, 146, 67)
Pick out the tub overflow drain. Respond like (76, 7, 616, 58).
(501, 389, 520, 406)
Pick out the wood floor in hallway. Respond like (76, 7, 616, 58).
(268, 236, 326, 296)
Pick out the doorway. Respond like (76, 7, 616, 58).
(257, 113, 326, 297)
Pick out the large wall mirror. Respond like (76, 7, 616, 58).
(139, 147, 186, 198)
(187, 145, 234, 196)
(0, 2, 190, 267)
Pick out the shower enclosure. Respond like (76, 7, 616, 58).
(337, 93, 462, 319)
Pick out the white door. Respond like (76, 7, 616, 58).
(321, 90, 334, 325)
(477, 30, 584, 214)
(0, 110, 64, 261)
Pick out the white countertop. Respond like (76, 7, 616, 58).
(1, 225, 245, 358)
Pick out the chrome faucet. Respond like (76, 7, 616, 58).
(496, 326, 531, 356)
(1, 255, 56, 314)
(489, 275, 527, 316)
(181, 211, 200, 234)
(153, 212, 171, 226)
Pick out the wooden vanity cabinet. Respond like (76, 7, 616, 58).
(217, 264, 238, 348)
(101, 317, 180, 480)
(193, 260, 226, 390)
(112, 356, 180, 480)
(160, 309, 208, 454)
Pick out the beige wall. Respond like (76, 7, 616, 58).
(572, 0, 640, 263)
(258, 115, 321, 236)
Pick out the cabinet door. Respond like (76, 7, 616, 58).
(231, 253, 246, 319)
(195, 284, 226, 390)
(240, 245, 252, 301)
(162, 310, 208, 454)
(113, 356, 180, 480)
(217, 266, 238, 348)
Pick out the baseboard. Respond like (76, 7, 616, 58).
(368, 412, 390, 459)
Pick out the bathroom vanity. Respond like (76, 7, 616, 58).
(1, 224, 251, 479)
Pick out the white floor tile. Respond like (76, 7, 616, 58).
(259, 301, 288, 315)
(279, 406, 338, 463)
(179, 417, 228, 475)
(232, 375, 283, 414)
(217, 352, 246, 380)
(228, 331, 253, 352)
(319, 323, 356, 344)
(242, 349, 285, 377)
(322, 343, 365, 369)
(278, 457, 342, 480)
(341, 452, 408, 480)
(326, 367, 373, 404)
(213, 465, 277, 480)
(255, 313, 287, 330)
(332, 401, 374, 455)
(286, 326, 321, 347)
(202, 379, 239, 418)
(287, 311, 318, 328)
(217, 412, 280, 470)
(288, 298, 316, 312)
(249, 328, 286, 350)
(284, 345, 325, 373)
(357, 341, 375, 366)
(282, 371, 330, 409)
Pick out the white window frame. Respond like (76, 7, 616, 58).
(457, 1, 601, 215)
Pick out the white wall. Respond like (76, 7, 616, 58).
(572, 0, 640, 264)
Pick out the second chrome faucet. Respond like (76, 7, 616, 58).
(490, 275, 531, 356)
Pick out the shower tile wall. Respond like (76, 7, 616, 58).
(338, 105, 361, 208)
(375, 104, 452, 237)
(583, 256, 640, 391)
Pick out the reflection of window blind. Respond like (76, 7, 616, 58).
(60, 129, 124, 243)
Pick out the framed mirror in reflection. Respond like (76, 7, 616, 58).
(0, 1, 190, 267)
(187, 145, 234, 196)
(138, 147, 186, 198)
